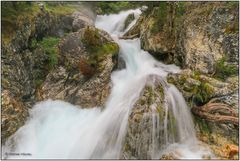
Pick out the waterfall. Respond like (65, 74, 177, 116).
(2, 8, 213, 159)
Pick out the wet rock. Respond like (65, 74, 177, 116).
(121, 75, 176, 159)
(123, 13, 135, 30)
(123, 4, 176, 64)
(122, 15, 143, 39)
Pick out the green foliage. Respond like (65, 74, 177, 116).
(83, 27, 118, 56)
(214, 57, 238, 80)
(82, 27, 119, 70)
(192, 82, 214, 105)
(176, 2, 185, 17)
(44, 2, 77, 15)
(35, 79, 44, 87)
(1, 2, 39, 43)
(226, 1, 239, 9)
(195, 117, 211, 134)
(95, 2, 139, 15)
(29, 39, 38, 50)
(38, 37, 60, 70)
(83, 27, 101, 49)
(150, 2, 168, 34)
(88, 43, 119, 66)
(2, 2, 77, 44)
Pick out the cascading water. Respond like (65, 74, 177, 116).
(2, 8, 213, 159)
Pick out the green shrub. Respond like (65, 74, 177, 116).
(176, 2, 185, 17)
(214, 57, 238, 80)
(192, 82, 214, 105)
(38, 37, 60, 70)
(2, 2, 39, 43)
(95, 2, 139, 15)
(83, 27, 101, 49)
(150, 2, 168, 33)
(44, 2, 77, 15)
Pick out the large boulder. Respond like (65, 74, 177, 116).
(123, 3, 176, 64)
(72, 11, 95, 31)
(39, 26, 119, 108)
(121, 75, 177, 159)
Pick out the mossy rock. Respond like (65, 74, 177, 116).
(82, 27, 119, 71)
(124, 13, 135, 30)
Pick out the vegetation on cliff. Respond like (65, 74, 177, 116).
(94, 2, 140, 15)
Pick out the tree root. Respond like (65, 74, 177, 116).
(191, 99, 239, 126)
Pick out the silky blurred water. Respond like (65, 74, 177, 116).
(2, 8, 213, 159)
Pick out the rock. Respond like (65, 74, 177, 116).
(122, 15, 143, 39)
(72, 11, 95, 32)
(1, 2, 94, 143)
(160, 153, 178, 160)
(123, 13, 135, 30)
(167, 69, 239, 148)
(121, 75, 176, 159)
(40, 26, 119, 108)
(167, 69, 238, 106)
(123, 4, 176, 64)
(175, 2, 239, 74)
(124, 3, 238, 73)
(1, 90, 29, 144)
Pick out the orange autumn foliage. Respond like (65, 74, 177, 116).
(78, 58, 95, 77)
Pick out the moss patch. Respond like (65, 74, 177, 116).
(150, 2, 168, 34)
(94, 2, 140, 15)
(36, 37, 60, 70)
(2, 2, 78, 45)
(1, 2, 40, 43)
(44, 3, 77, 15)
(214, 57, 238, 80)
(82, 27, 119, 69)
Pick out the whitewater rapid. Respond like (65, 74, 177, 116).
(2, 8, 213, 159)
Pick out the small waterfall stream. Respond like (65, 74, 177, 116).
(2, 8, 213, 159)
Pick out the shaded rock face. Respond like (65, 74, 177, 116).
(121, 76, 177, 159)
(39, 27, 119, 108)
